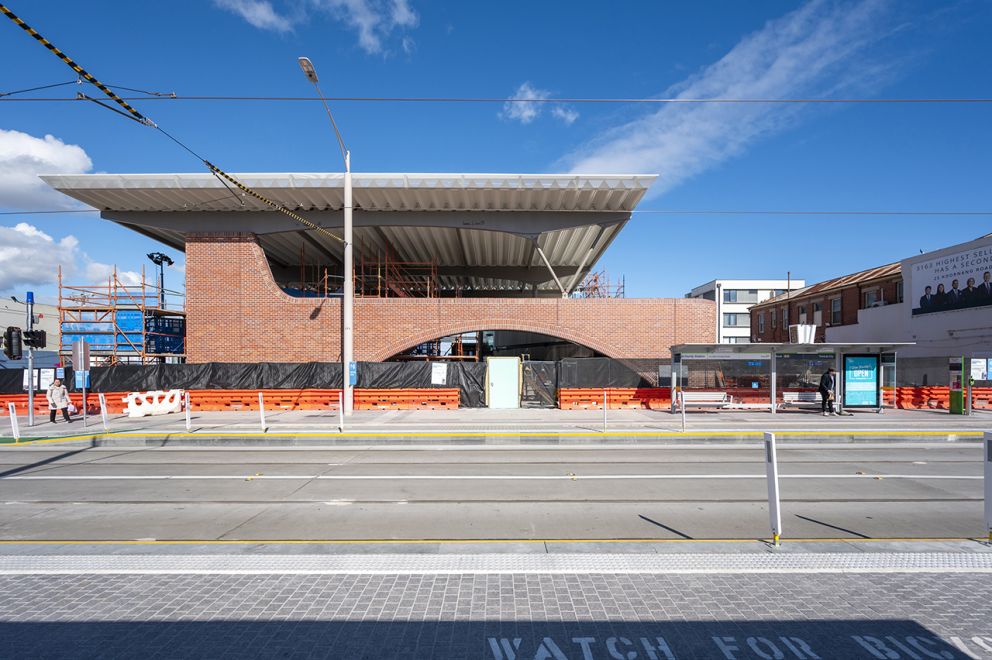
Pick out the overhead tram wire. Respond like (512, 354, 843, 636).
(0, 3, 345, 246)
(2, 94, 992, 104)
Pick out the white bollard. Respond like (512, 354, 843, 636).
(258, 392, 267, 433)
(97, 393, 108, 432)
(984, 432, 991, 544)
(602, 389, 607, 433)
(338, 390, 344, 433)
(679, 390, 686, 433)
(7, 402, 19, 442)
(184, 391, 192, 433)
(764, 432, 782, 546)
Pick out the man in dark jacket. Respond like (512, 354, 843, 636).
(818, 368, 836, 416)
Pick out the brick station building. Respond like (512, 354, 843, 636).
(44, 173, 714, 363)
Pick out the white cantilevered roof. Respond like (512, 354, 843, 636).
(41, 173, 655, 213)
(41, 173, 657, 293)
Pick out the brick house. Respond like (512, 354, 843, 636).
(749, 263, 903, 343)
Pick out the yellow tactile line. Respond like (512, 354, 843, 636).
(0, 537, 983, 546)
(1, 428, 985, 447)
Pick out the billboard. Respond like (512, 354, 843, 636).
(911, 243, 992, 315)
(843, 355, 880, 408)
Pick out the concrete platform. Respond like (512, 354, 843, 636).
(3, 407, 990, 447)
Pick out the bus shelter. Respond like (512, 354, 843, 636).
(669, 343, 913, 414)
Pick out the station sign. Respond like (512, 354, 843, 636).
(680, 352, 771, 361)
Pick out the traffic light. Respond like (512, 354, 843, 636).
(23, 329, 47, 349)
(3, 326, 22, 361)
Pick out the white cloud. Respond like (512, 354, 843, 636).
(501, 83, 580, 125)
(0, 223, 146, 293)
(215, 0, 420, 54)
(551, 106, 580, 126)
(213, 0, 293, 32)
(84, 262, 142, 287)
(312, 0, 420, 54)
(501, 82, 549, 124)
(560, 0, 893, 194)
(0, 129, 92, 211)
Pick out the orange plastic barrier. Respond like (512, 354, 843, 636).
(354, 388, 459, 411)
(188, 389, 342, 412)
(0, 392, 125, 416)
(558, 388, 671, 410)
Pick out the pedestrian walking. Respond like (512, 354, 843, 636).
(818, 368, 836, 416)
(46, 378, 72, 424)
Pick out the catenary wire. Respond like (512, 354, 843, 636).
(0, 3, 344, 245)
(1, 95, 992, 104)
(0, 79, 78, 98)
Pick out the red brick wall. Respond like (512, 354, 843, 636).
(186, 233, 715, 363)
(749, 276, 902, 342)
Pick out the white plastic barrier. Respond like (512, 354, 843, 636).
(125, 390, 185, 418)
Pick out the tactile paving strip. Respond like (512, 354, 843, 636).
(2, 552, 992, 574)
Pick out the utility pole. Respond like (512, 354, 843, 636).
(25, 291, 34, 427)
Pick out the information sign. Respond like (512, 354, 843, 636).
(74, 370, 90, 389)
(348, 362, 357, 386)
(431, 362, 448, 385)
(843, 355, 880, 408)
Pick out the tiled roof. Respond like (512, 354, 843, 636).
(752, 262, 901, 309)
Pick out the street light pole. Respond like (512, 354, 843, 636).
(299, 56, 354, 415)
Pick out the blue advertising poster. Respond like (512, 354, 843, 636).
(843, 355, 879, 407)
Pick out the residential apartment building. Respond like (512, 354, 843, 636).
(687, 279, 805, 344)
(748, 265, 902, 344)
(748, 233, 992, 387)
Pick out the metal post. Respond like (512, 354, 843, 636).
(184, 391, 191, 432)
(715, 282, 722, 344)
(984, 432, 991, 544)
(82, 381, 87, 428)
(26, 291, 34, 427)
(966, 359, 973, 416)
(764, 432, 782, 546)
(258, 391, 266, 433)
(98, 393, 108, 431)
(343, 151, 354, 416)
(337, 390, 344, 433)
(834, 352, 844, 415)
(602, 388, 607, 433)
(679, 390, 686, 432)
(6, 403, 19, 442)
(670, 357, 679, 414)
(770, 351, 777, 415)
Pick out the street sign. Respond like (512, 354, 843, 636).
(74, 370, 90, 389)
(71, 340, 91, 369)
(348, 361, 358, 386)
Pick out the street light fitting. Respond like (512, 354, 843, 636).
(147, 252, 174, 267)
(298, 57, 319, 84)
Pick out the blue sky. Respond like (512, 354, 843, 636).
(1, 0, 990, 303)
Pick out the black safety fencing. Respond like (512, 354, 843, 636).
(0, 362, 489, 408)
(2, 358, 678, 409)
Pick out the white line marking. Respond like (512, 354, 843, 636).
(0, 474, 982, 481)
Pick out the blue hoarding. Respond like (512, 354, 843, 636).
(843, 355, 880, 408)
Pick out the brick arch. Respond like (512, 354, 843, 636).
(367, 321, 624, 363)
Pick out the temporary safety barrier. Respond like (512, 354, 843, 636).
(125, 390, 184, 418)
(558, 388, 671, 410)
(354, 389, 459, 410)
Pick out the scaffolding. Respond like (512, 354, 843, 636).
(58, 265, 186, 366)
(571, 270, 625, 298)
(356, 246, 439, 298)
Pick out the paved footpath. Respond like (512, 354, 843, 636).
(2, 550, 992, 659)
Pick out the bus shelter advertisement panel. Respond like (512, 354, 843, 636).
(912, 241, 992, 315)
(843, 355, 880, 408)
